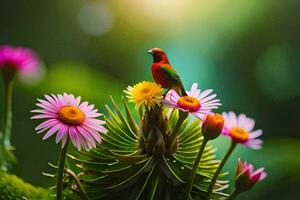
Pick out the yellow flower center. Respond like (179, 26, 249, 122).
(177, 96, 201, 112)
(58, 106, 85, 125)
(229, 127, 249, 143)
(140, 87, 151, 95)
(125, 81, 163, 109)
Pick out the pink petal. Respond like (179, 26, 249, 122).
(87, 118, 106, 125)
(82, 125, 101, 142)
(42, 123, 61, 140)
(237, 114, 247, 127)
(85, 112, 102, 118)
(250, 172, 263, 183)
(61, 134, 69, 148)
(191, 112, 206, 120)
(161, 100, 178, 108)
(76, 126, 95, 143)
(201, 105, 220, 110)
(69, 126, 80, 150)
(85, 104, 95, 112)
(166, 90, 180, 103)
(45, 95, 60, 109)
(228, 112, 238, 128)
(249, 129, 263, 139)
(31, 109, 57, 115)
(188, 83, 200, 97)
(200, 94, 217, 104)
(74, 96, 81, 107)
(245, 142, 262, 150)
(31, 114, 57, 119)
(245, 138, 263, 147)
(243, 118, 255, 132)
(55, 124, 68, 143)
(37, 99, 58, 110)
(78, 101, 89, 110)
(57, 94, 67, 106)
(259, 172, 267, 181)
(198, 89, 213, 99)
(35, 119, 59, 131)
(68, 94, 76, 106)
(35, 102, 57, 112)
(251, 168, 265, 178)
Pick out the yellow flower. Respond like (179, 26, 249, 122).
(124, 81, 163, 109)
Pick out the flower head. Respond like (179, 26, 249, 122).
(163, 83, 221, 119)
(202, 114, 224, 140)
(0, 45, 42, 83)
(235, 159, 267, 192)
(124, 81, 163, 110)
(31, 93, 107, 151)
(222, 112, 263, 149)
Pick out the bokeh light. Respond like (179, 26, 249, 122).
(78, 2, 114, 36)
(255, 46, 299, 100)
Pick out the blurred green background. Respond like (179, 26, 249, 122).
(0, 0, 300, 199)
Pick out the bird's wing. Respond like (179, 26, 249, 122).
(159, 64, 185, 90)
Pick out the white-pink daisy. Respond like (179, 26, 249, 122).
(222, 112, 263, 149)
(31, 93, 107, 151)
(162, 83, 221, 119)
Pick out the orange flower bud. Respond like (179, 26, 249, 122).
(201, 114, 224, 140)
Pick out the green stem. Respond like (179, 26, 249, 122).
(56, 140, 69, 200)
(168, 111, 187, 154)
(185, 138, 209, 200)
(206, 141, 237, 200)
(1, 79, 13, 146)
(65, 168, 89, 200)
(226, 189, 239, 200)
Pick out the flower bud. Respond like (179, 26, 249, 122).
(201, 114, 224, 140)
(235, 159, 267, 192)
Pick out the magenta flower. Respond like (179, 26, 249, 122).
(0, 45, 42, 83)
(31, 93, 107, 151)
(222, 112, 263, 149)
(235, 159, 267, 192)
(162, 83, 221, 120)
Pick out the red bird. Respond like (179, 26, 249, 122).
(148, 48, 187, 96)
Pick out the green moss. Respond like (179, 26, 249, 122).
(0, 172, 49, 200)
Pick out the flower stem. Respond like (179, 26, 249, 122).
(206, 141, 237, 200)
(185, 138, 209, 200)
(226, 189, 239, 200)
(65, 168, 89, 200)
(56, 140, 69, 200)
(1, 79, 13, 145)
(0, 79, 14, 171)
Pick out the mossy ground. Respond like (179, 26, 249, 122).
(0, 172, 49, 200)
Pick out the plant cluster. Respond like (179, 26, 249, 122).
(0, 45, 266, 200)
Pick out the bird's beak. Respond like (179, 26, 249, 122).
(148, 49, 153, 55)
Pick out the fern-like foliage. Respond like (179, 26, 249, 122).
(0, 171, 49, 200)
(70, 98, 229, 200)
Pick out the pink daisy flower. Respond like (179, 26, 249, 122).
(222, 112, 263, 149)
(235, 159, 267, 192)
(31, 93, 107, 151)
(0, 45, 42, 83)
(162, 83, 221, 119)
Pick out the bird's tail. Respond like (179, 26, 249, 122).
(174, 86, 187, 96)
(180, 87, 187, 96)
